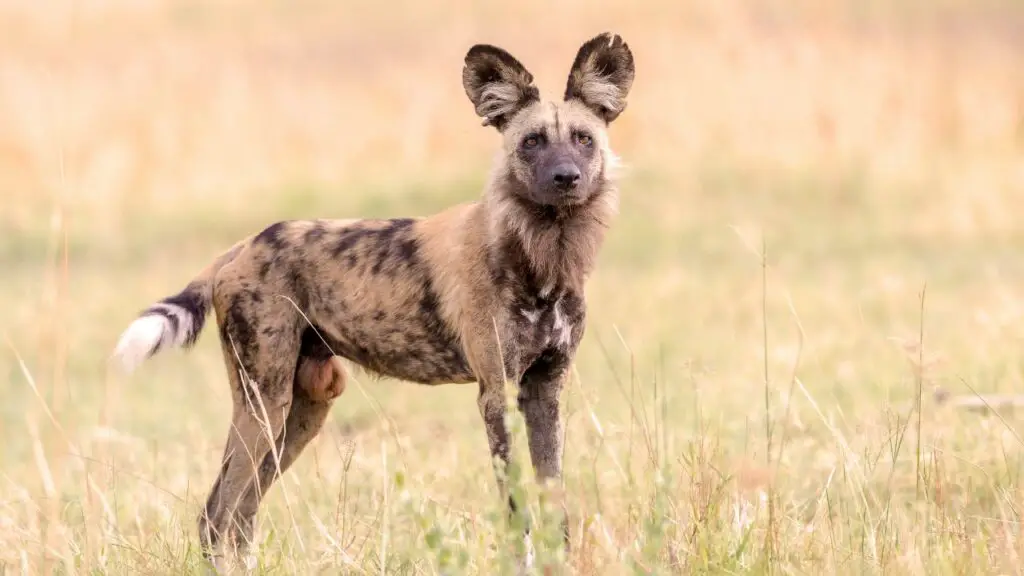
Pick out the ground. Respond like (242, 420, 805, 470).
(2, 0, 1024, 574)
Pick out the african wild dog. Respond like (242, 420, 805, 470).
(112, 32, 635, 563)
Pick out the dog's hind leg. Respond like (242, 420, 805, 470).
(199, 381, 293, 567)
(231, 354, 346, 550)
(196, 295, 300, 565)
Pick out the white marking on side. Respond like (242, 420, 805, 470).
(112, 315, 170, 373)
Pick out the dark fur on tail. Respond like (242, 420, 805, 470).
(148, 283, 208, 349)
(112, 238, 250, 371)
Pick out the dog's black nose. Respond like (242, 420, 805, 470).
(552, 164, 581, 189)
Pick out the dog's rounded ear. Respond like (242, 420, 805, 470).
(564, 32, 635, 124)
(462, 44, 540, 131)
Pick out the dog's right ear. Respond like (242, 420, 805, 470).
(462, 44, 539, 131)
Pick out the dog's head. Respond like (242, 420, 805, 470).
(463, 32, 634, 208)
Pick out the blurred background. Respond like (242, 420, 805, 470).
(2, 0, 1024, 573)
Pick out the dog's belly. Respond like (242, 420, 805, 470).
(305, 286, 476, 385)
(316, 321, 475, 385)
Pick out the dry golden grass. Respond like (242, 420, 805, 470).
(3, 0, 1024, 573)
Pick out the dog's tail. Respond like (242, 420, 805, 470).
(111, 235, 254, 373)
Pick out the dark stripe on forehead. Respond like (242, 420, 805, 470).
(552, 102, 561, 135)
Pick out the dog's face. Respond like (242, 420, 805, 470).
(462, 32, 635, 208)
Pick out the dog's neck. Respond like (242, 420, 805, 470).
(484, 174, 618, 293)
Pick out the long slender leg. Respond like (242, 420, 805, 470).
(518, 354, 571, 548)
(197, 299, 298, 564)
(198, 437, 233, 553)
(231, 357, 345, 549)
(478, 378, 513, 503)
(198, 389, 291, 561)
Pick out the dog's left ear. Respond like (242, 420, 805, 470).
(564, 32, 635, 124)
(463, 44, 540, 131)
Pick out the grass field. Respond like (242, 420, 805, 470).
(3, 0, 1024, 573)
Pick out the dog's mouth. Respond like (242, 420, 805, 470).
(529, 186, 590, 208)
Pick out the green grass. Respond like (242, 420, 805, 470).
(4, 158, 1024, 574)
(3, 0, 1024, 572)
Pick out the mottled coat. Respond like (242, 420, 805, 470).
(112, 31, 635, 565)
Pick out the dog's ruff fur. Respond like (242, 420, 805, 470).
(111, 31, 635, 567)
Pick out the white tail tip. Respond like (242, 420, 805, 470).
(112, 315, 170, 373)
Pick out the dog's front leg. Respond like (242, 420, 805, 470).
(477, 377, 514, 505)
(518, 360, 570, 552)
(479, 375, 539, 575)
(466, 321, 534, 570)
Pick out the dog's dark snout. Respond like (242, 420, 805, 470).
(552, 164, 581, 189)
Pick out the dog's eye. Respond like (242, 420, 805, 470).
(523, 136, 540, 149)
(574, 132, 593, 147)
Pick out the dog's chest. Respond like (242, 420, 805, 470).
(510, 287, 584, 362)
